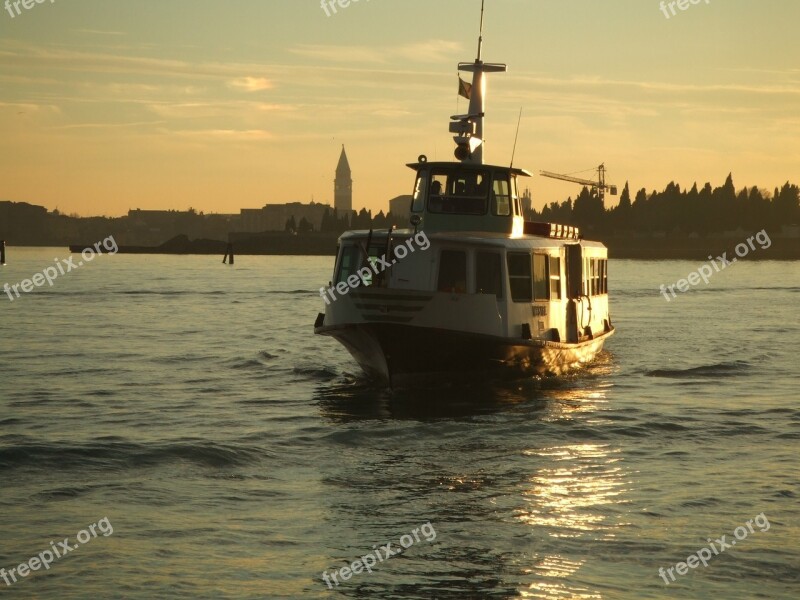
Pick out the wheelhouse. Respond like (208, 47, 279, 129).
(407, 161, 531, 235)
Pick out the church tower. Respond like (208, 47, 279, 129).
(334, 145, 352, 213)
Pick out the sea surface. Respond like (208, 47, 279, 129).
(0, 247, 798, 599)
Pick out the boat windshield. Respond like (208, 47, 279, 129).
(427, 169, 489, 215)
(336, 241, 393, 288)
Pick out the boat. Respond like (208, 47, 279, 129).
(314, 1, 615, 387)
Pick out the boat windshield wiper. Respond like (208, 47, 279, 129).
(356, 228, 373, 267)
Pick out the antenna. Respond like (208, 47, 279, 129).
(477, 0, 485, 61)
(510, 107, 523, 168)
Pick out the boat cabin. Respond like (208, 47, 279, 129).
(407, 159, 530, 236)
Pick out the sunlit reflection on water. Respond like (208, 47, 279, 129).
(516, 443, 631, 598)
(521, 571, 604, 600)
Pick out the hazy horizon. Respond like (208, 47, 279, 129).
(1, 0, 798, 218)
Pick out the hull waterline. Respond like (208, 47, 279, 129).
(315, 321, 614, 387)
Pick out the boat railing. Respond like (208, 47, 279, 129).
(523, 221, 581, 240)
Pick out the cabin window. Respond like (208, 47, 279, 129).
(583, 257, 590, 295)
(428, 170, 489, 215)
(411, 172, 427, 212)
(507, 252, 532, 302)
(549, 256, 562, 299)
(335, 243, 393, 288)
(511, 176, 519, 203)
(583, 258, 607, 295)
(438, 250, 467, 293)
(597, 259, 603, 294)
(336, 245, 361, 285)
(590, 258, 605, 296)
(533, 253, 549, 301)
(476, 252, 503, 299)
(492, 177, 511, 216)
(430, 174, 448, 200)
(599, 259, 608, 294)
(364, 244, 390, 288)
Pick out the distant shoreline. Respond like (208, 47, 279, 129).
(604, 236, 799, 260)
(83, 232, 800, 260)
(4, 232, 798, 260)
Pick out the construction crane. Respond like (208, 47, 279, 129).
(539, 164, 618, 203)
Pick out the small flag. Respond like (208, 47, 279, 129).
(458, 76, 472, 100)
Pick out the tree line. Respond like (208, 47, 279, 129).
(536, 174, 799, 235)
(283, 175, 799, 236)
(286, 207, 398, 234)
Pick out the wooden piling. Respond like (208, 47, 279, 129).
(223, 242, 234, 265)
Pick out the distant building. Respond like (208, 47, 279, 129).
(240, 208, 268, 233)
(128, 209, 182, 227)
(334, 145, 352, 213)
(0, 201, 48, 243)
(239, 202, 331, 233)
(126, 208, 237, 243)
(389, 195, 413, 221)
(521, 188, 533, 219)
(237, 148, 355, 233)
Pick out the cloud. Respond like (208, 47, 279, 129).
(228, 77, 273, 92)
(0, 41, 274, 82)
(289, 44, 386, 64)
(396, 40, 463, 63)
(71, 29, 127, 36)
(288, 39, 463, 64)
(146, 101, 295, 119)
(52, 120, 165, 131)
(0, 101, 61, 114)
(171, 128, 273, 142)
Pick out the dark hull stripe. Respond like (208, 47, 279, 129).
(358, 314, 415, 323)
(316, 322, 614, 386)
(353, 304, 424, 312)
(351, 292, 434, 302)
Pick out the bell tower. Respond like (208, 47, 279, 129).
(334, 145, 352, 213)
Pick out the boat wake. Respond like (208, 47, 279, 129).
(645, 360, 750, 379)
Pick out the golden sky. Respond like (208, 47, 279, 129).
(1, 0, 798, 217)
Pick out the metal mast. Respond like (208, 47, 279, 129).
(450, 0, 506, 164)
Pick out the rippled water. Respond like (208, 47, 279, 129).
(1, 248, 798, 599)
